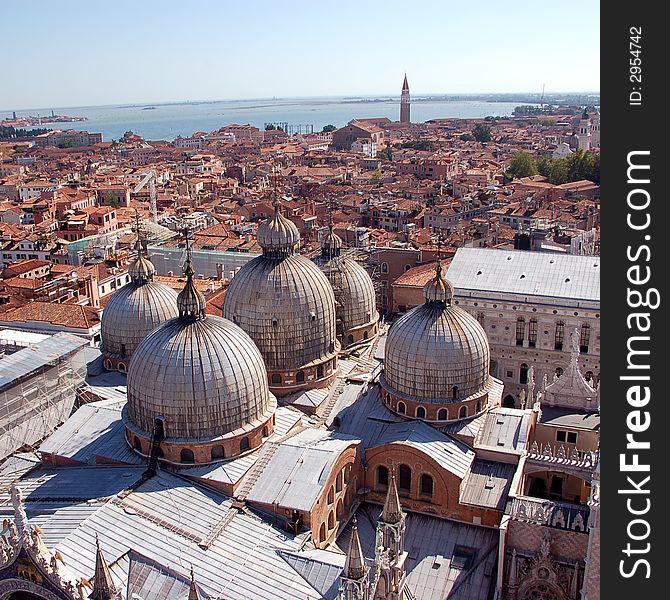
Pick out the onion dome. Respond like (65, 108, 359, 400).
(313, 223, 378, 346)
(321, 222, 343, 260)
(382, 262, 490, 404)
(101, 236, 178, 371)
(223, 204, 339, 391)
(255, 200, 300, 257)
(125, 236, 275, 449)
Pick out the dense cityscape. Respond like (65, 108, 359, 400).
(0, 70, 600, 600)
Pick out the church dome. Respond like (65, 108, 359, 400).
(223, 204, 339, 393)
(101, 241, 178, 371)
(382, 263, 490, 409)
(313, 224, 378, 347)
(125, 247, 275, 461)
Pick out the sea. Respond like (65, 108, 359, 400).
(1, 97, 534, 142)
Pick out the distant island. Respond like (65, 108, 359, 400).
(1, 112, 88, 128)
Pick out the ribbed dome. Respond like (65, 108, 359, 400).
(126, 315, 274, 439)
(383, 267, 490, 403)
(314, 254, 378, 336)
(256, 203, 300, 257)
(223, 253, 338, 372)
(101, 246, 178, 364)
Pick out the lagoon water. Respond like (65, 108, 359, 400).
(2, 97, 529, 141)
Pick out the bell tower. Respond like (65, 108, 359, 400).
(400, 74, 410, 124)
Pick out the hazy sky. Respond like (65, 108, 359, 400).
(3, 0, 600, 110)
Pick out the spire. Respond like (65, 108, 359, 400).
(89, 535, 119, 600)
(423, 261, 454, 305)
(177, 227, 206, 319)
(343, 516, 367, 580)
(381, 474, 403, 524)
(128, 213, 156, 283)
(188, 566, 203, 600)
(402, 73, 409, 93)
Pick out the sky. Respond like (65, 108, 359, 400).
(2, 0, 600, 110)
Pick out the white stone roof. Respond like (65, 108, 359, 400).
(446, 247, 600, 302)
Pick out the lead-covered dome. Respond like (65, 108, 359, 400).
(124, 249, 276, 463)
(381, 263, 491, 420)
(101, 238, 178, 372)
(313, 224, 378, 348)
(223, 202, 339, 394)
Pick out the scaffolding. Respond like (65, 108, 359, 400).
(0, 332, 88, 460)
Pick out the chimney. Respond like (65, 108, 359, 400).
(86, 275, 100, 308)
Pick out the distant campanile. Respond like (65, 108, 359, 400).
(400, 74, 410, 123)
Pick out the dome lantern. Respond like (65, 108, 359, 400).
(176, 230, 206, 320)
(256, 198, 300, 258)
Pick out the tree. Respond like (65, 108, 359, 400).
(459, 133, 475, 142)
(370, 170, 383, 184)
(322, 124, 336, 133)
(265, 124, 284, 132)
(507, 152, 538, 179)
(472, 123, 492, 143)
(377, 147, 393, 161)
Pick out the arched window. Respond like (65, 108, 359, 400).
(239, 437, 250, 453)
(118, 361, 127, 374)
(452, 385, 458, 400)
(296, 370, 305, 383)
(580, 323, 591, 353)
(262, 426, 269, 438)
(459, 406, 468, 419)
(398, 465, 412, 494)
(347, 334, 354, 345)
(476, 312, 485, 327)
(416, 406, 426, 419)
(328, 510, 335, 530)
(520, 363, 529, 384)
(397, 402, 406, 415)
(555, 321, 565, 350)
(336, 498, 344, 519)
(327, 486, 334, 504)
(120, 343, 127, 357)
(336, 471, 343, 492)
(319, 522, 326, 542)
(528, 318, 538, 348)
(476, 400, 482, 413)
(503, 395, 516, 408)
(377, 465, 389, 489)
(180, 448, 194, 463)
(317, 364, 324, 378)
(381, 262, 389, 274)
(363, 330, 369, 340)
(438, 408, 448, 421)
(420, 474, 434, 498)
(133, 436, 142, 452)
(516, 317, 525, 346)
(271, 373, 282, 385)
(555, 367, 564, 378)
(586, 370, 594, 383)
(211, 445, 225, 460)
